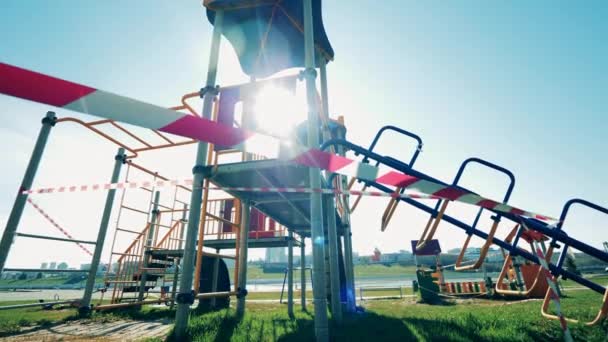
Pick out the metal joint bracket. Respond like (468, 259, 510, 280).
(199, 85, 220, 98)
(41, 115, 57, 126)
(550, 242, 561, 249)
(192, 165, 212, 177)
(299, 68, 317, 80)
(236, 287, 248, 299)
(490, 215, 501, 223)
(115, 153, 127, 163)
(192, 165, 206, 175)
(176, 291, 195, 304)
(152, 209, 160, 215)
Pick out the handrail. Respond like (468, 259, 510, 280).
(417, 157, 515, 253)
(365, 125, 423, 167)
(452, 158, 516, 270)
(351, 125, 424, 216)
(319, 138, 608, 296)
(541, 198, 608, 325)
(117, 223, 150, 263)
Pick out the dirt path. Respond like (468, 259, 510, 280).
(3, 319, 172, 341)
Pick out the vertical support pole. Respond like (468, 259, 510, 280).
(170, 204, 188, 309)
(287, 230, 294, 318)
(319, 50, 343, 322)
(80, 147, 125, 313)
(300, 238, 307, 311)
(303, 0, 329, 340)
(210, 248, 220, 308)
(337, 143, 356, 312)
(0, 112, 56, 273)
(324, 195, 342, 322)
(173, 10, 223, 340)
(236, 200, 251, 317)
(138, 191, 161, 302)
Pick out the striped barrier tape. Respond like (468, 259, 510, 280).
(522, 222, 573, 342)
(20, 178, 440, 200)
(0, 62, 557, 223)
(25, 198, 94, 257)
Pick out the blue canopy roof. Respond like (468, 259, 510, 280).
(205, 0, 334, 78)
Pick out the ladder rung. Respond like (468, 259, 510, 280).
(156, 223, 173, 229)
(15, 232, 96, 245)
(156, 203, 172, 210)
(169, 238, 185, 241)
(112, 252, 140, 257)
(116, 227, 144, 235)
(139, 187, 153, 192)
(105, 280, 139, 283)
(174, 199, 188, 204)
(121, 205, 149, 215)
(143, 246, 164, 249)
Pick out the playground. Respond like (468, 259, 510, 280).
(1, 1, 607, 341)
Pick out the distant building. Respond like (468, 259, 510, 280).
(57, 262, 68, 270)
(40, 262, 48, 269)
(49, 262, 57, 270)
(80, 263, 91, 271)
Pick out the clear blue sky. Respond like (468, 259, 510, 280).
(0, 1, 606, 268)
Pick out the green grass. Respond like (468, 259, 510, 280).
(354, 264, 417, 277)
(0, 300, 79, 337)
(245, 287, 413, 301)
(176, 289, 608, 341)
(0, 275, 105, 287)
(2, 287, 606, 341)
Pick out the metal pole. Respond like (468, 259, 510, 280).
(0, 112, 56, 273)
(236, 200, 251, 317)
(170, 204, 188, 309)
(300, 238, 306, 310)
(319, 51, 343, 322)
(303, 0, 329, 340)
(173, 10, 224, 340)
(138, 191, 161, 302)
(324, 195, 342, 322)
(288, 230, 294, 318)
(337, 144, 356, 313)
(210, 248, 220, 308)
(80, 147, 125, 313)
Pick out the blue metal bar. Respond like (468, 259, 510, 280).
(365, 125, 423, 167)
(555, 199, 608, 271)
(320, 138, 608, 294)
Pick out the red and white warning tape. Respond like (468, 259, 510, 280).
(522, 222, 573, 342)
(26, 198, 94, 256)
(0, 62, 556, 223)
(21, 179, 439, 200)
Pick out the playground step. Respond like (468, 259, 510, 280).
(132, 274, 162, 282)
(122, 285, 155, 293)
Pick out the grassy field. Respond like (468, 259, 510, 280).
(0, 300, 79, 336)
(181, 290, 608, 341)
(0, 275, 105, 287)
(1, 287, 607, 341)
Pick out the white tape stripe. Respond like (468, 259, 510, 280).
(20, 179, 557, 223)
(21, 180, 440, 201)
(64, 90, 183, 130)
(522, 222, 573, 342)
(26, 198, 94, 256)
